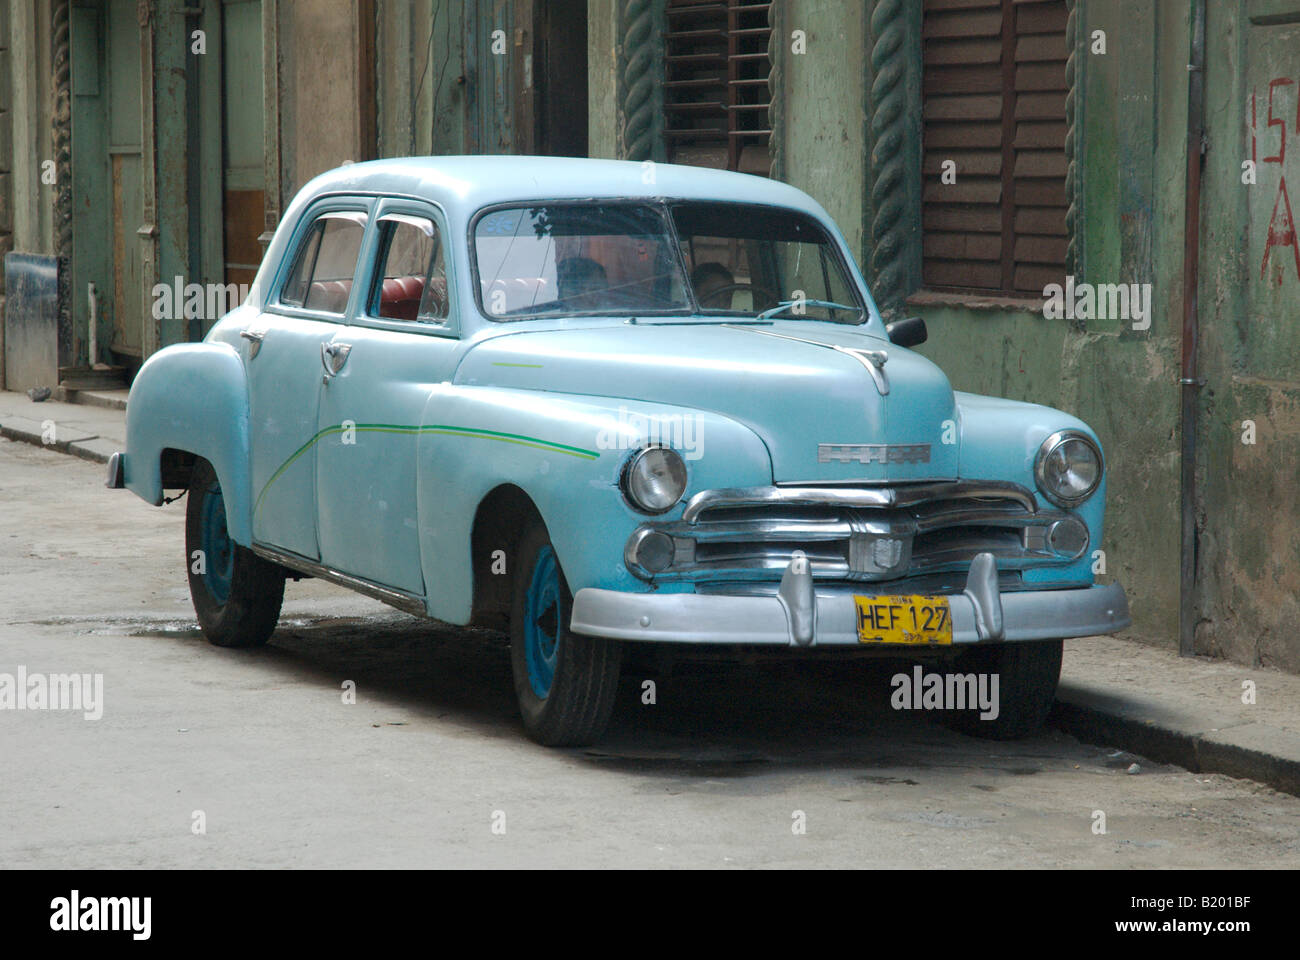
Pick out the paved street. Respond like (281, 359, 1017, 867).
(2, 437, 1298, 869)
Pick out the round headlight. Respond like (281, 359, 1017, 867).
(1034, 430, 1102, 508)
(622, 445, 688, 514)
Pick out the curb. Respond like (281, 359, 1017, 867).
(55, 387, 129, 411)
(0, 422, 113, 464)
(1050, 696, 1300, 798)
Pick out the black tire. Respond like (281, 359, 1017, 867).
(509, 521, 622, 746)
(185, 458, 285, 648)
(942, 639, 1063, 740)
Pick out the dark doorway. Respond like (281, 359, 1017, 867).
(532, 0, 588, 157)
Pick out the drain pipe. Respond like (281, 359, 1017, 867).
(1179, 0, 1206, 657)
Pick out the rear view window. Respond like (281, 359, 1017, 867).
(280, 211, 368, 314)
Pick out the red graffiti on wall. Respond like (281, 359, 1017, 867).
(1253, 78, 1300, 283)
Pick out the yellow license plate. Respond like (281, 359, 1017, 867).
(854, 594, 953, 645)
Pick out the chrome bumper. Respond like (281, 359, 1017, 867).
(570, 551, 1130, 647)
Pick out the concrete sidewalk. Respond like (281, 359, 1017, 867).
(0, 388, 126, 464)
(2, 384, 1297, 797)
(1056, 637, 1300, 796)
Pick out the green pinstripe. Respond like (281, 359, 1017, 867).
(253, 423, 600, 520)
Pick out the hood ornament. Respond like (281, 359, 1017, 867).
(838, 347, 889, 396)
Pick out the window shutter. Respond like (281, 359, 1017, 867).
(663, 0, 772, 175)
(921, 0, 1069, 296)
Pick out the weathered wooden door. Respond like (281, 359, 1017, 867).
(70, 0, 145, 363)
(220, 0, 265, 305)
(467, 0, 587, 156)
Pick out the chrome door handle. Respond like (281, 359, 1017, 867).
(240, 328, 266, 359)
(320, 341, 352, 377)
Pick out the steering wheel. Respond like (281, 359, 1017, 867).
(697, 282, 780, 310)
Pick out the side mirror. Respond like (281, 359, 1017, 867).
(886, 316, 927, 348)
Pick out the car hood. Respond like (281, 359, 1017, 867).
(455, 320, 959, 483)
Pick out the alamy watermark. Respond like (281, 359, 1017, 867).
(152, 276, 251, 322)
(1042, 276, 1152, 330)
(50, 891, 150, 940)
(890, 666, 999, 721)
(596, 405, 704, 460)
(0, 667, 103, 720)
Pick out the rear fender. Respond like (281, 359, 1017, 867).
(124, 342, 252, 545)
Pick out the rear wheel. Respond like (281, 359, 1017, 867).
(185, 458, 285, 648)
(509, 522, 621, 746)
(943, 639, 1063, 740)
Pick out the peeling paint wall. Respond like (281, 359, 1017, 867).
(279, 1, 370, 194)
(1195, 1, 1300, 671)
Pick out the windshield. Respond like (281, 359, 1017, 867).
(472, 200, 865, 323)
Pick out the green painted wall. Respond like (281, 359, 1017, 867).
(1195, 0, 1300, 670)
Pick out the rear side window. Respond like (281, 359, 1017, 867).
(369, 214, 449, 323)
(279, 211, 368, 314)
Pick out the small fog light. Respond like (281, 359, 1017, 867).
(1047, 518, 1089, 559)
(635, 531, 676, 573)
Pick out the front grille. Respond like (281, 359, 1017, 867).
(625, 481, 1088, 583)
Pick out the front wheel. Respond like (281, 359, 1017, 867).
(509, 522, 622, 746)
(942, 639, 1063, 740)
(185, 458, 285, 648)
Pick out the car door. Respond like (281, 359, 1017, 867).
(244, 203, 371, 560)
(314, 200, 462, 596)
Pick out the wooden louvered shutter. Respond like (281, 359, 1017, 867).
(663, 0, 772, 175)
(921, 0, 1069, 296)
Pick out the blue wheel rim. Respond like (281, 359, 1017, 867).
(199, 479, 234, 607)
(524, 545, 562, 699)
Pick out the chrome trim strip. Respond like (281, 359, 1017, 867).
(624, 544, 1070, 583)
(681, 480, 1038, 523)
(250, 544, 427, 617)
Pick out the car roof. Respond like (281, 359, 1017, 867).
(294, 155, 833, 225)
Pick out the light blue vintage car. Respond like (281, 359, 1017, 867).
(109, 156, 1130, 745)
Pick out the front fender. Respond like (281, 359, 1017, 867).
(124, 342, 252, 545)
(955, 391, 1105, 586)
(414, 385, 773, 624)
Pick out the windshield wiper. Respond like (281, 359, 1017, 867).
(756, 299, 863, 321)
